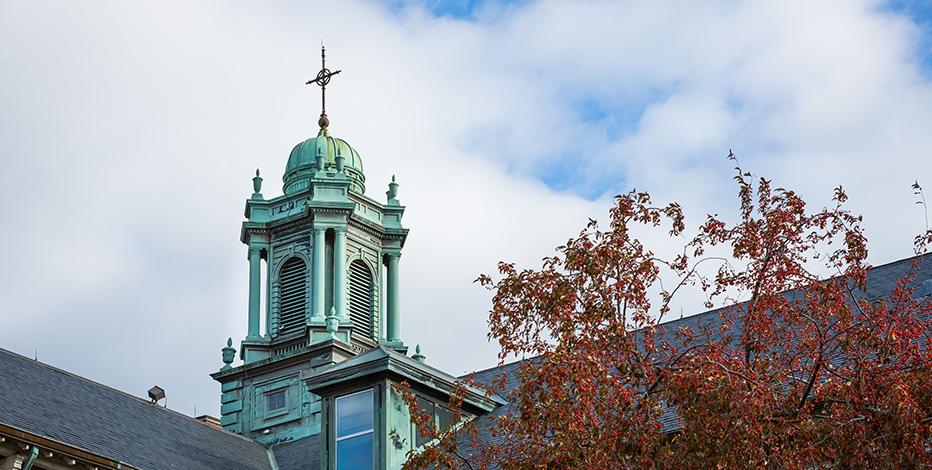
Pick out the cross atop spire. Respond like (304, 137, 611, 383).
(306, 45, 342, 130)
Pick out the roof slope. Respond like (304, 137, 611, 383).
(458, 253, 932, 453)
(0, 348, 272, 470)
(271, 434, 321, 470)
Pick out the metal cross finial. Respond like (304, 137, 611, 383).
(306, 45, 341, 129)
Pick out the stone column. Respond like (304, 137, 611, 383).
(264, 245, 272, 336)
(386, 252, 401, 342)
(312, 227, 327, 319)
(247, 246, 262, 339)
(333, 227, 347, 320)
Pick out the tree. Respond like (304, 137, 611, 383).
(402, 155, 932, 469)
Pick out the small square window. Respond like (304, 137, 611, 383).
(267, 390, 286, 413)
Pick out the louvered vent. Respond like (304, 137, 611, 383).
(349, 259, 374, 338)
(278, 257, 307, 336)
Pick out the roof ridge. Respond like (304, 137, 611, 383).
(463, 357, 527, 379)
(461, 253, 931, 379)
(0, 347, 266, 447)
(866, 251, 929, 270)
(656, 251, 931, 330)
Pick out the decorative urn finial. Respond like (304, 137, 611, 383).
(221, 337, 236, 371)
(325, 306, 340, 339)
(412, 344, 426, 363)
(386, 175, 399, 204)
(315, 145, 326, 173)
(335, 146, 344, 173)
(252, 169, 263, 199)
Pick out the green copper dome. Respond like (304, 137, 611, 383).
(283, 129, 365, 194)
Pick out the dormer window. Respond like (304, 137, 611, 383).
(335, 388, 374, 470)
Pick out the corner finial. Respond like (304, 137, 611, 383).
(335, 146, 345, 172)
(315, 145, 326, 173)
(412, 344, 426, 363)
(306, 44, 341, 131)
(325, 306, 340, 339)
(221, 337, 236, 371)
(386, 175, 399, 204)
(252, 169, 263, 199)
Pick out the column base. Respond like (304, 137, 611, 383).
(240, 337, 271, 363)
(309, 328, 351, 345)
(379, 339, 408, 355)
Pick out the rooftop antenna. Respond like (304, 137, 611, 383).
(305, 43, 341, 130)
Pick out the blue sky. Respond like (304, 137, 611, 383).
(402, 0, 932, 198)
(2, 0, 932, 417)
(886, 0, 932, 69)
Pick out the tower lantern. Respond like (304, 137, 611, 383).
(212, 49, 410, 441)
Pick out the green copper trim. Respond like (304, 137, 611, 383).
(312, 228, 326, 319)
(333, 227, 347, 320)
(386, 252, 401, 342)
(284, 129, 365, 195)
(247, 246, 262, 339)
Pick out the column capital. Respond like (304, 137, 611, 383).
(333, 226, 347, 234)
(385, 251, 402, 260)
(247, 245, 264, 262)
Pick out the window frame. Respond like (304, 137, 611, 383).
(410, 393, 468, 451)
(265, 388, 287, 417)
(334, 388, 375, 470)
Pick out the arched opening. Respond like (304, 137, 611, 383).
(277, 257, 308, 337)
(348, 259, 374, 339)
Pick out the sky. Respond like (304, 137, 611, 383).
(1, 0, 931, 417)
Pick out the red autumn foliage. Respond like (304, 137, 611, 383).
(402, 157, 932, 469)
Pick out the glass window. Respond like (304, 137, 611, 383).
(437, 405, 454, 432)
(336, 389, 374, 470)
(415, 397, 435, 447)
(267, 390, 286, 413)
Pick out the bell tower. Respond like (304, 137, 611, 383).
(212, 48, 409, 442)
(239, 124, 408, 360)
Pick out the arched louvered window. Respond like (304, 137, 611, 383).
(348, 259, 374, 338)
(278, 257, 307, 336)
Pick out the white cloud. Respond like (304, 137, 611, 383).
(0, 0, 930, 416)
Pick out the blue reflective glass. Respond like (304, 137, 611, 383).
(336, 433, 373, 470)
(336, 389, 373, 438)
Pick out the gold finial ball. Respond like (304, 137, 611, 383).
(318, 114, 330, 129)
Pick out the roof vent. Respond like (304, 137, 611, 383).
(148, 385, 166, 405)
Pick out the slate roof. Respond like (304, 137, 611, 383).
(456, 253, 932, 453)
(271, 434, 321, 470)
(1, 255, 927, 468)
(0, 347, 273, 470)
